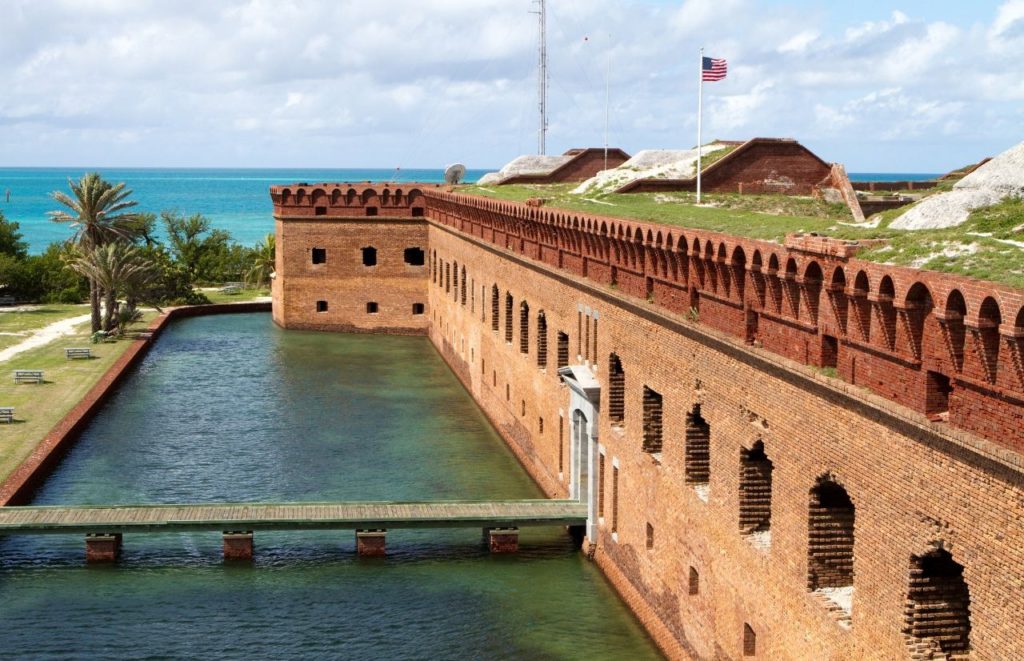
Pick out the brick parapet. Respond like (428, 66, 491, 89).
(424, 188, 1024, 452)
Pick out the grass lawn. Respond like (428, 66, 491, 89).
(201, 287, 271, 305)
(0, 310, 158, 484)
(0, 304, 91, 351)
(459, 184, 1024, 289)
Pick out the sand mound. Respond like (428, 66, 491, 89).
(890, 140, 1024, 230)
(572, 145, 726, 195)
(477, 154, 574, 185)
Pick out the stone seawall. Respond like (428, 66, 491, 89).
(0, 302, 271, 506)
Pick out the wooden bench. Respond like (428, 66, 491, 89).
(220, 282, 243, 295)
(65, 347, 92, 360)
(0, 408, 13, 423)
(13, 370, 43, 384)
(0, 296, 16, 307)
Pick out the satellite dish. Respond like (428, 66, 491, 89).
(444, 163, 467, 185)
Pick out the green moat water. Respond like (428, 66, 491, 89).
(0, 314, 660, 659)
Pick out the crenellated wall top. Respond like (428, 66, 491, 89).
(271, 182, 443, 218)
(424, 189, 1024, 332)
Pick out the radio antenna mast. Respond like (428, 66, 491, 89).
(532, 0, 548, 155)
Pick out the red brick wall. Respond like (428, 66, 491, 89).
(425, 221, 1024, 660)
(273, 216, 429, 333)
(274, 186, 1024, 660)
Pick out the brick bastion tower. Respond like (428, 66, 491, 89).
(271, 182, 1024, 660)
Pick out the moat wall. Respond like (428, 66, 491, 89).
(271, 184, 1024, 660)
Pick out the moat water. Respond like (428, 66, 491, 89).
(0, 314, 660, 659)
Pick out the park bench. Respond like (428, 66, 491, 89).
(13, 370, 43, 384)
(0, 407, 13, 423)
(0, 296, 16, 307)
(65, 347, 92, 360)
(220, 282, 243, 295)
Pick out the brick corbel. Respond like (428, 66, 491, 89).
(965, 320, 999, 385)
(932, 308, 965, 373)
(999, 323, 1024, 390)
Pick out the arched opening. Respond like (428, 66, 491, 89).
(684, 404, 710, 496)
(739, 441, 773, 547)
(608, 354, 625, 426)
(767, 254, 783, 313)
(519, 301, 530, 353)
(784, 258, 801, 318)
(945, 290, 967, 371)
(731, 246, 747, 302)
(853, 271, 871, 341)
(904, 282, 934, 360)
(808, 476, 855, 603)
(904, 548, 971, 657)
(877, 276, 897, 350)
(803, 261, 823, 325)
(830, 267, 848, 335)
(977, 296, 1002, 384)
(537, 312, 548, 368)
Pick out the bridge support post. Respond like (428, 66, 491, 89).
(488, 527, 520, 554)
(223, 531, 254, 562)
(356, 529, 386, 557)
(85, 533, 122, 563)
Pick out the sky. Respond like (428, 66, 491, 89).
(0, 0, 1021, 172)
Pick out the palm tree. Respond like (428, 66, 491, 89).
(244, 233, 275, 289)
(67, 243, 158, 333)
(49, 173, 139, 332)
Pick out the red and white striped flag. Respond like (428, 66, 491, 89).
(702, 57, 727, 82)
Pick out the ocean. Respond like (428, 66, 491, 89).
(0, 167, 938, 254)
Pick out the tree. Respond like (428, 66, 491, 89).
(244, 233, 275, 288)
(0, 211, 28, 259)
(67, 243, 158, 332)
(49, 173, 139, 332)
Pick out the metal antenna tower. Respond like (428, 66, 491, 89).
(532, 0, 548, 155)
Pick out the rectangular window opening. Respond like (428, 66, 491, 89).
(315, 300, 328, 313)
(412, 303, 425, 315)
(311, 247, 327, 264)
(366, 302, 379, 314)
(365, 206, 378, 216)
(642, 386, 663, 454)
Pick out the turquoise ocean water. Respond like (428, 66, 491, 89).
(0, 167, 489, 254)
(0, 167, 937, 255)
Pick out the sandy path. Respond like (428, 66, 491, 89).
(0, 313, 92, 363)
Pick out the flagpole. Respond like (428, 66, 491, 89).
(697, 47, 703, 204)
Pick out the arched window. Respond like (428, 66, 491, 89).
(977, 296, 1002, 384)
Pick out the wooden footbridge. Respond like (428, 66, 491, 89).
(0, 499, 588, 561)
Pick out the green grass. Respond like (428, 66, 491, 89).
(457, 183, 1024, 289)
(0, 310, 158, 483)
(0, 305, 91, 351)
(201, 287, 271, 305)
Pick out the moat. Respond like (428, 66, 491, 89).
(0, 313, 660, 658)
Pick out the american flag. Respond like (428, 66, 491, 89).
(702, 57, 727, 82)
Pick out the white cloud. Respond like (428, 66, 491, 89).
(0, 0, 1016, 172)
